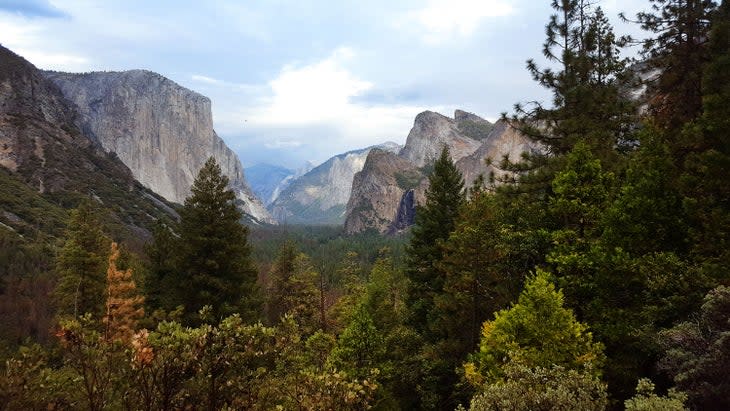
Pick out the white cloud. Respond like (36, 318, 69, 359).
(404, 0, 515, 44)
(0, 14, 91, 71)
(252, 47, 373, 125)
(264, 139, 303, 149)
(218, 47, 441, 160)
(191, 74, 223, 85)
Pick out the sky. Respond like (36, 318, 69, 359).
(0, 0, 646, 169)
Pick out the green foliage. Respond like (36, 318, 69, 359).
(249, 224, 406, 289)
(169, 157, 261, 324)
(394, 169, 424, 190)
(406, 146, 465, 336)
(466, 270, 603, 386)
(624, 379, 688, 411)
(403, 146, 466, 409)
(0, 343, 78, 409)
(463, 363, 607, 411)
(680, 0, 730, 282)
(659, 285, 730, 410)
(511, 0, 636, 158)
(330, 305, 385, 380)
(266, 241, 321, 333)
(602, 131, 687, 255)
(633, 0, 717, 132)
(457, 120, 494, 141)
(56, 314, 126, 411)
(54, 201, 110, 320)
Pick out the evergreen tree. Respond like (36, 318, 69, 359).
(144, 221, 178, 313)
(405, 146, 465, 336)
(103, 242, 144, 343)
(659, 285, 730, 410)
(329, 305, 385, 380)
(632, 0, 717, 133)
(267, 241, 320, 334)
(465, 270, 603, 386)
(510, 0, 635, 160)
(681, 0, 730, 280)
(174, 157, 260, 324)
(433, 192, 519, 373)
(54, 201, 110, 320)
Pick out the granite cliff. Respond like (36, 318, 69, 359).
(270, 142, 401, 225)
(0, 45, 177, 245)
(344, 110, 535, 234)
(343, 149, 425, 234)
(455, 119, 539, 185)
(43, 70, 274, 224)
(398, 110, 482, 167)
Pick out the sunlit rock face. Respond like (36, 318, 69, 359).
(345, 110, 538, 234)
(399, 110, 482, 167)
(44, 69, 274, 223)
(344, 148, 425, 235)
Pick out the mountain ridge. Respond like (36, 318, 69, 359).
(43, 69, 274, 224)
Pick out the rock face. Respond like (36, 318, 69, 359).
(455, 119, 539, 185)
(345, 110, 535, 234)
(270, 142, 401, 225)
(0, 45, 177, 244)
(344, 149, 425, 234)
(399, 111, 482, 167)
(43, 70, 274, 224)
(388, 189, 417, 234)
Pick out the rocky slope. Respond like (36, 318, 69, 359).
(270, 142, 401, 225)
(0, 45, 177, 246)
(455, 119, 539, 185)
(343, 149, 425, 234)
(345, 110, 535, 234)
(398, 110, 482, 167)
(43, 70, 274, 224)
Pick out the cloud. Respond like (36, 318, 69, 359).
(190, 74, 260, 93)
(0, 15, 91, 71)
(251, 47, 373, 125)
(403, 0, 515, 44)
(264, 139, 303, 149)
(191, 74, 223, 85)
(217, 47, 443, 166)
(0, 0, 68, 18)
(240, 46, 435, 140)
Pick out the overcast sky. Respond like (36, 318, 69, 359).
(0, 0, 645, 169)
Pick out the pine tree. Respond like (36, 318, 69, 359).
(403, 146, 466, 410)
(510, 0, 636, 160)
(103, 242, 144, 343)
(267, 241, 320, 334)
(632, 0, 717, 133)
(681, 0, 730, 279)
(54, 201, 110, 320)
(144, 221, 178, 312)
(434, 192, 517, 364)
(405, 146, 465, 337)
(174, 157, 260, 324)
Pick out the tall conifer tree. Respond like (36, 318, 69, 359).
(633, 0, 717, 133)
(54, 201, 110, 320)
(174, 157, 260, 324)
(405, 146, 465, 337)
